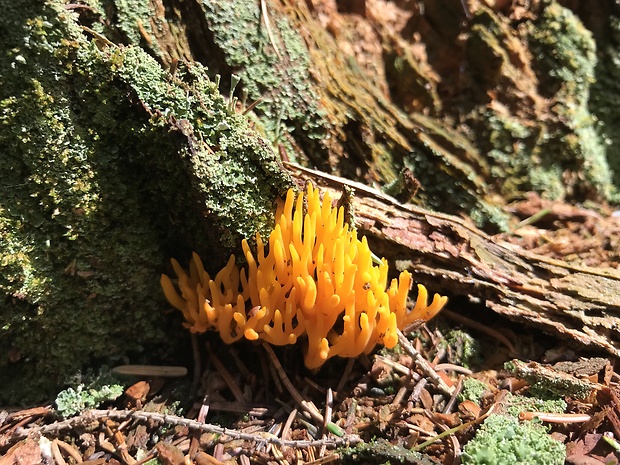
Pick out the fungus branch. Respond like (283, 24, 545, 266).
(161, 185, 447, 368)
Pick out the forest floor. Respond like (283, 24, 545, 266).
(3, 0, 620, 462)
(2, 194, 620, 465)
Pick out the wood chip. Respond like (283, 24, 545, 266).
(112, 365, 188, 378)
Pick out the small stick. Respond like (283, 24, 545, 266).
(13, 409, 361, 449)
(260, 0, 282, 60)
(261, 344, 323, 424)
(229, 348, 251, 379)
(51, 439, 69, 465)
(111, 365, 188, 378)
(80, 26, 115, 47)
(411, 412, 490, 453)
(206, 344, 245, 403)
(304, 454, 340, 465)
(401, 421, 438, 439)
(513, 208, 551, 231)
(280, 408, 298, 446)
(262, 343, 345, 437)
(425, 409, 462, 465)
(374, 355, 421, 380)
(320, 388, 334, 456)
(114, 430, 136, 465)
(343, 399, 357, 434)
(392, 386, 409, 406)
(191, 333, 202, 394)
(197, 395, 210, 422)
(443, 377, 463, 415)
(435, 364, 473, 375)
(242, 97, 264, 116)
(55, 439, 83, 463)
(336, 358, 355, 395)
(410, 378, 428, 403)
(518, 412, 592, 423)
(397, 329, 454, 395)
(200, 400, 275, 417)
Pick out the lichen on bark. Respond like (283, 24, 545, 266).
(461, 1, 615, 203)
(581, 6, 620, 191)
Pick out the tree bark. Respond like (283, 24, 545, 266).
(93, 0, 620, 228)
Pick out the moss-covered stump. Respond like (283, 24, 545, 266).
(567, 1, 620, 190)
(0, 1, 290, 403)
(81, 0, 506, 225)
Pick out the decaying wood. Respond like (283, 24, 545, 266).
(286, 163, 620, 359)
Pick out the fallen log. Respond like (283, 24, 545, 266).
(286, 162, 620, 358)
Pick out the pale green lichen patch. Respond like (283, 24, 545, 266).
(458, 378, 489, 404)
(588, 17, 620, 188)
(463, 2, 616, 204)
(199, 0, 329, 161)
(528, 1, 616, 201)
(528, 2, 596, 105)
(462, 414, 566, 465)
(107, 0, 154, 47)
(55, 383, 124, 418)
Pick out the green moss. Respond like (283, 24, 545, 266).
(106, 0, 154, 47)
(403, 113, 510, 229)
(528, 1, 615, 200)
(0, 0, 290, 403)
(463, 2, 616, 204)
(55, 382, 124, 417)
(528, 2, 595, 105)
(589, 16, 620, 189)
(339, 438, 437, 465)
(77, 0, 163, 58)
(504, 360, 594, 400)
(460, 391, 566, 463)
(109, 46, 291, 247)
(442, 329, 483, 369)
(382, 33, 441, 114)
(503, 392, 566, 418)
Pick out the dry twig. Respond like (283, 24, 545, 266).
(12, 410, 360, 449)
(261, 343, 346, 438)
(397, 329, 455, 396)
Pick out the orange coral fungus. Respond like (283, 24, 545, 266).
(161, 185, 447, 368)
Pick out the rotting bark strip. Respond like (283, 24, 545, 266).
(285, 162, 620, 358)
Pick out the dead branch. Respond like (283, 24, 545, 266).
(11, 410, 361, 449)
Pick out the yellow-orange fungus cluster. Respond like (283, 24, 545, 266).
(161, 185, 447, 368)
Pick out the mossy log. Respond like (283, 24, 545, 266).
(287, 163, 620, 358)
